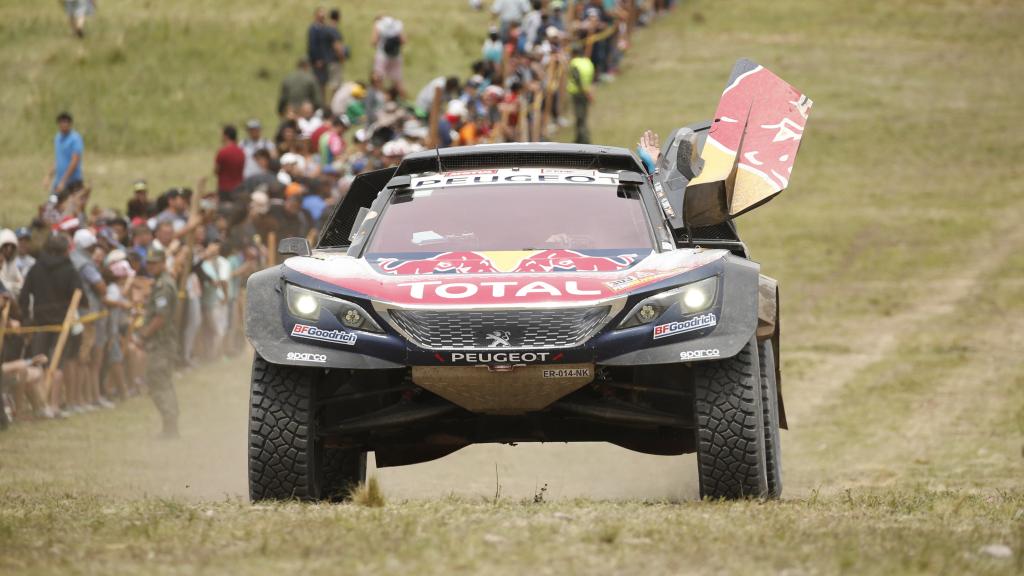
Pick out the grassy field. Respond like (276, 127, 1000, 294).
(2, 0, 1024, 574)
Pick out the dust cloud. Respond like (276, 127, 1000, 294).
(80, 358, 697, 503)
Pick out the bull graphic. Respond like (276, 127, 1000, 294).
(513, 249, 638, 273)
(376, 251, 499, 275)
(708, 62, 813, 193)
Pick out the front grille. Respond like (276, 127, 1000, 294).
(387, 306, 611, 350)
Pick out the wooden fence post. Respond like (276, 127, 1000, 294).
(42, 289, 82, 401)
(0, 301, 10, 427)
(267, 231, 278, 268)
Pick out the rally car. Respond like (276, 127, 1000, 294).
(246, 59, 812, 501)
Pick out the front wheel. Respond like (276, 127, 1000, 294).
(248, 355, 366, 501)
(759, 339, 783, 498)
(692, 337, 769, 499)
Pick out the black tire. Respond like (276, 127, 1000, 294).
(321, 448, 368, 502)
(759, 339, 783, 499)
(692, 337, 769, 499)
(248, 355, 365, 501)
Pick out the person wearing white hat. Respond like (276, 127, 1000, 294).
(70, 227, 113, 410)
(0, 229, 24, 298)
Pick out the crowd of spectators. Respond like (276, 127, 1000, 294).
(0, 0, 679, 429)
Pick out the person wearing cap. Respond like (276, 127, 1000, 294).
(136, 248, 180, 438)
(100, 251, 134, 401)
(240, 120, 276, 180)
(70, 228, 112, 410)
(0, 230, 24, 299)
(126, 180, 154, 220)
(13, 228, 35, 277)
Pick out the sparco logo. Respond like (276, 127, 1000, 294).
(450, 351, 551, 363)
(286, 352, 327, 363)
(291, 324, 357, 346)
(679, 349, 721, 360)
(653, 313, 717, 339)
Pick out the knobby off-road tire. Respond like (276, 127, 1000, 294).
(693, 337, 769, 499)
(759, 339, 783, 499)
(248, 355, 365, 501)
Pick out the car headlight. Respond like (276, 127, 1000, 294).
(617, 276, 718, 329)
(286, 284, 384, 333)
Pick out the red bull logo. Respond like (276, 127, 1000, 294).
(512, 250, 638, 273)
(709, 65, 812, 192)
(376, 252, 499, 275)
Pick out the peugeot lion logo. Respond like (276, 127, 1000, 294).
(485, 330, 512, 348)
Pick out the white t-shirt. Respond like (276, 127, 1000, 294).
(375, 17, 404, 56)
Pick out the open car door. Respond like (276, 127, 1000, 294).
(656, 59, 814, 230)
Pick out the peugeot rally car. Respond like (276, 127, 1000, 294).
(246, 59, 813, 501)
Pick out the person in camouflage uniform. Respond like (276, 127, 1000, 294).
(136, 249, 179, 438)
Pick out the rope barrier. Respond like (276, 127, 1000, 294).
(7, 310, 110, 336)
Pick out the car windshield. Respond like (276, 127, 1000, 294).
(366, 183, 653, 253)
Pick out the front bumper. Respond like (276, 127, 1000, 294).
(245, 254, 759, 370)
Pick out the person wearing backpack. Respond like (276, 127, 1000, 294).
(372, 15, 406, 97)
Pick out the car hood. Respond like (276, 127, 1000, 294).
(284, 248, 727, 306)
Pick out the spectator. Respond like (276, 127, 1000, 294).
(47, 112, 84, 195)
(278, 58, 323, 116)
(136, 249, 180, 439)
(296, 101, 323, 139)
(308, 7, 347, 104)
(100, 252, 134, 401)
(307, 7, 332, 88)
(482, 26, 503, 66)
(126, 180, 153, 220)
(372, 16, 406, 97)
(214, 125, 246, 202)
(415, 76, 460, 118)
(240, 149, 279, 195)
(318, 115, 349, 168)
(155, 189, 188, 230)
(19, 234, 82, 416)
(492, 0, 531, 39)
(198, 240, 231, 359)
(240, 120, 275, 179)
(62, 0, 95, 38)
(326, 9, 348, 96)
(130, 223, 152, 261)
(521, 0, 543, 51)
(70, 229, 111, 410)
(14, 228, 35, 277)
(0, 230, 24, 298)
(567, 45, 595, 143)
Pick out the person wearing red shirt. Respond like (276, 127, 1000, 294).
(214, 125, 246, 202)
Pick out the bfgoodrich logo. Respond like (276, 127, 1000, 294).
(653, 313, 717, 339)
(291, 324, 358, 346)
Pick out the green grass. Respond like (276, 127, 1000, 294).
(0, 0, 490, 225)
(2, 0, 1024, 573)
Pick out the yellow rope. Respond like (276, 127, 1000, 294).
(7, 310, 110, 335)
